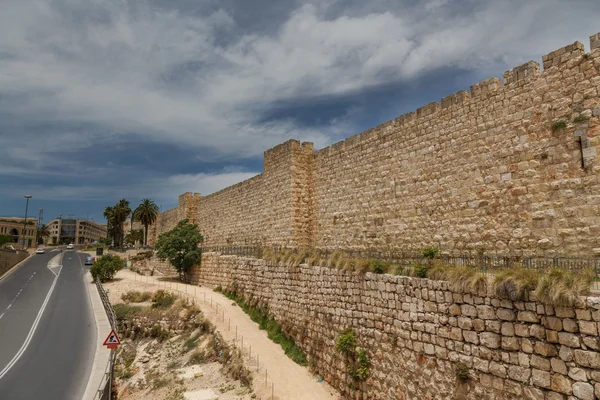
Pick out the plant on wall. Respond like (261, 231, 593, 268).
(336, 328, 371, 389)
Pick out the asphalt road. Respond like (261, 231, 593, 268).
(0, 250, 96, 400)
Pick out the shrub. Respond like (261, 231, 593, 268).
(152, 290, 175, 309)
(415, 265, 428, 278)
(113, 303, 143, 320)
(551, 120, 567, 132)
(183, 332, 202, 352)
(371, 261, 388, 274)
(422, 247, 439, 259)
(90, 254, 125, 283)
(534, 267, 595, 306)
(121, 290, 152, 303)
(336, 328, 357, 357)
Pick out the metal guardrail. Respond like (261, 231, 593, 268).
(94, 281, 117, 400)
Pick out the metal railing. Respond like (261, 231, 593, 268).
(201, 246, 600, 290)
(94, 281, 117, 399)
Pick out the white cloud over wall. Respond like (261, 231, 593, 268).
(0, 0, 598, 200)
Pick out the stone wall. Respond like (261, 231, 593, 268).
(0, 250, 28, 278)
(194, 253, 600, 400)
(146, 32, 600, 256)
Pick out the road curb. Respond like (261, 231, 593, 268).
(0, 253, 31, 283)
(82, 271, 111, 400)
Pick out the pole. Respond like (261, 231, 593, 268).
(22, 195, 31, 249)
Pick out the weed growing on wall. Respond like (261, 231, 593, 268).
(551, 119, 567, 132)
(573, 114, 590, 123)
(454, 362, 470, 382)
(336, 328, 371, 389)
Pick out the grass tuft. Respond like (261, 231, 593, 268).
(534, 267, 594, 306)
(551, 119, 567, 132)
(121, 290, 153, 303)
(492, 268, 539, 301)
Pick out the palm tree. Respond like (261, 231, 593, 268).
(37, 224, 50, 245)
(133, 199, 160, 247)
(103, 206, 116, 246)
(113, 199, 131, 247)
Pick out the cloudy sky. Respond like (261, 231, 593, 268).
(0, 0, 598, 224)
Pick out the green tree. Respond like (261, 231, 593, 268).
(90, 254, 124, 283)
(155, 219, 203, 283)
(124, 229, 144, 246)
(37, 224, 50, 245)
(0, 234, 12, 247)
(133, 199, 160, 247)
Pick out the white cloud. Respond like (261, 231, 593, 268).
(0, 0, 599, 201)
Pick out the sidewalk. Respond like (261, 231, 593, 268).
(114, 269, 339, 400)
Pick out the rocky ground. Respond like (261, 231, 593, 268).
(104, 280, 257, 400)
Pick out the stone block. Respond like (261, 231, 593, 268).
(550, 358, 567, 375)
(518, 311, 539, 323)
(461, 304, 477, 318)
(582, 336, 600, 350)
(508, 365, 531, 382)
(476, 305, 495, 320)
(563, 318, 578, 333)
(515, 324, 530, 337)
(530, 324, 546, 340)
(555, 307, 575, 318)
(489, 361, 507, 378)
(501, 337, 520, 351)
(463, 330, 479, 345)
(573, 382, 595, 400)
(531, 355, 551, 371)
(568, 367, 587, 381)
(579, 320, 597, 336)
(558, 332, 580, 348)
(543, 316, 563, 331)
(480, 332, 501, 349)
(531, 369, 551, 389)
(550, 374, 573, 395)
(501, 322, 515, 336)
(573, 350, 600, 369)
(559, 345, 573, 362)
(523, 386, 544, 400)
(497, 308, 516, 321)
(534, 342, 558, 357)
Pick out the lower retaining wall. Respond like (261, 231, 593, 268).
(194, 252, 600, 400)
(0, 250, 28, 278)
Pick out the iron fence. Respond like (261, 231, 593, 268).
(95, 281, 117, 399)
(201, 246, 600, 290)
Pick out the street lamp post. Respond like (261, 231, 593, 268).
(22, 195, 32, 249)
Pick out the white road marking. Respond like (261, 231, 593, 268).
(0, 253, 63, 381)
(0, 313, 4, 320)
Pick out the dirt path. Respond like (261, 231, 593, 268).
(109, 269, 339, 400)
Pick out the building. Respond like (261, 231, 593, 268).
(46, 218, 107, 245)
(0, 217, 38, 248)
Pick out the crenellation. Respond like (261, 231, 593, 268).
(395, 111, 416, 126)
(470, 77, 503, 99)
(441, 90, 470, 109)
(359, 127, 376, 142)
(591, 32, 600, 51)
(542, 41, 586, 70)
(144, 31, 600, 256)
(503, 61, 540, 87)
(417, 101, 441, 118)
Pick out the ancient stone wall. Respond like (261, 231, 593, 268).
(314, 36, 600, 256)
(146, 32, 600, 256)
(195, 253, 600, 400)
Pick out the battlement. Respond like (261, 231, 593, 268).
(542, 41, 585, 70)
(503, 61, 540, 87)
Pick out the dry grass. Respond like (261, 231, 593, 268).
(427, 264, 488, 293)
(492, 268, 539, 301)
(534, 267, 595, 306)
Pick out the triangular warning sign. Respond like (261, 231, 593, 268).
(103, 329, 121, 349)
